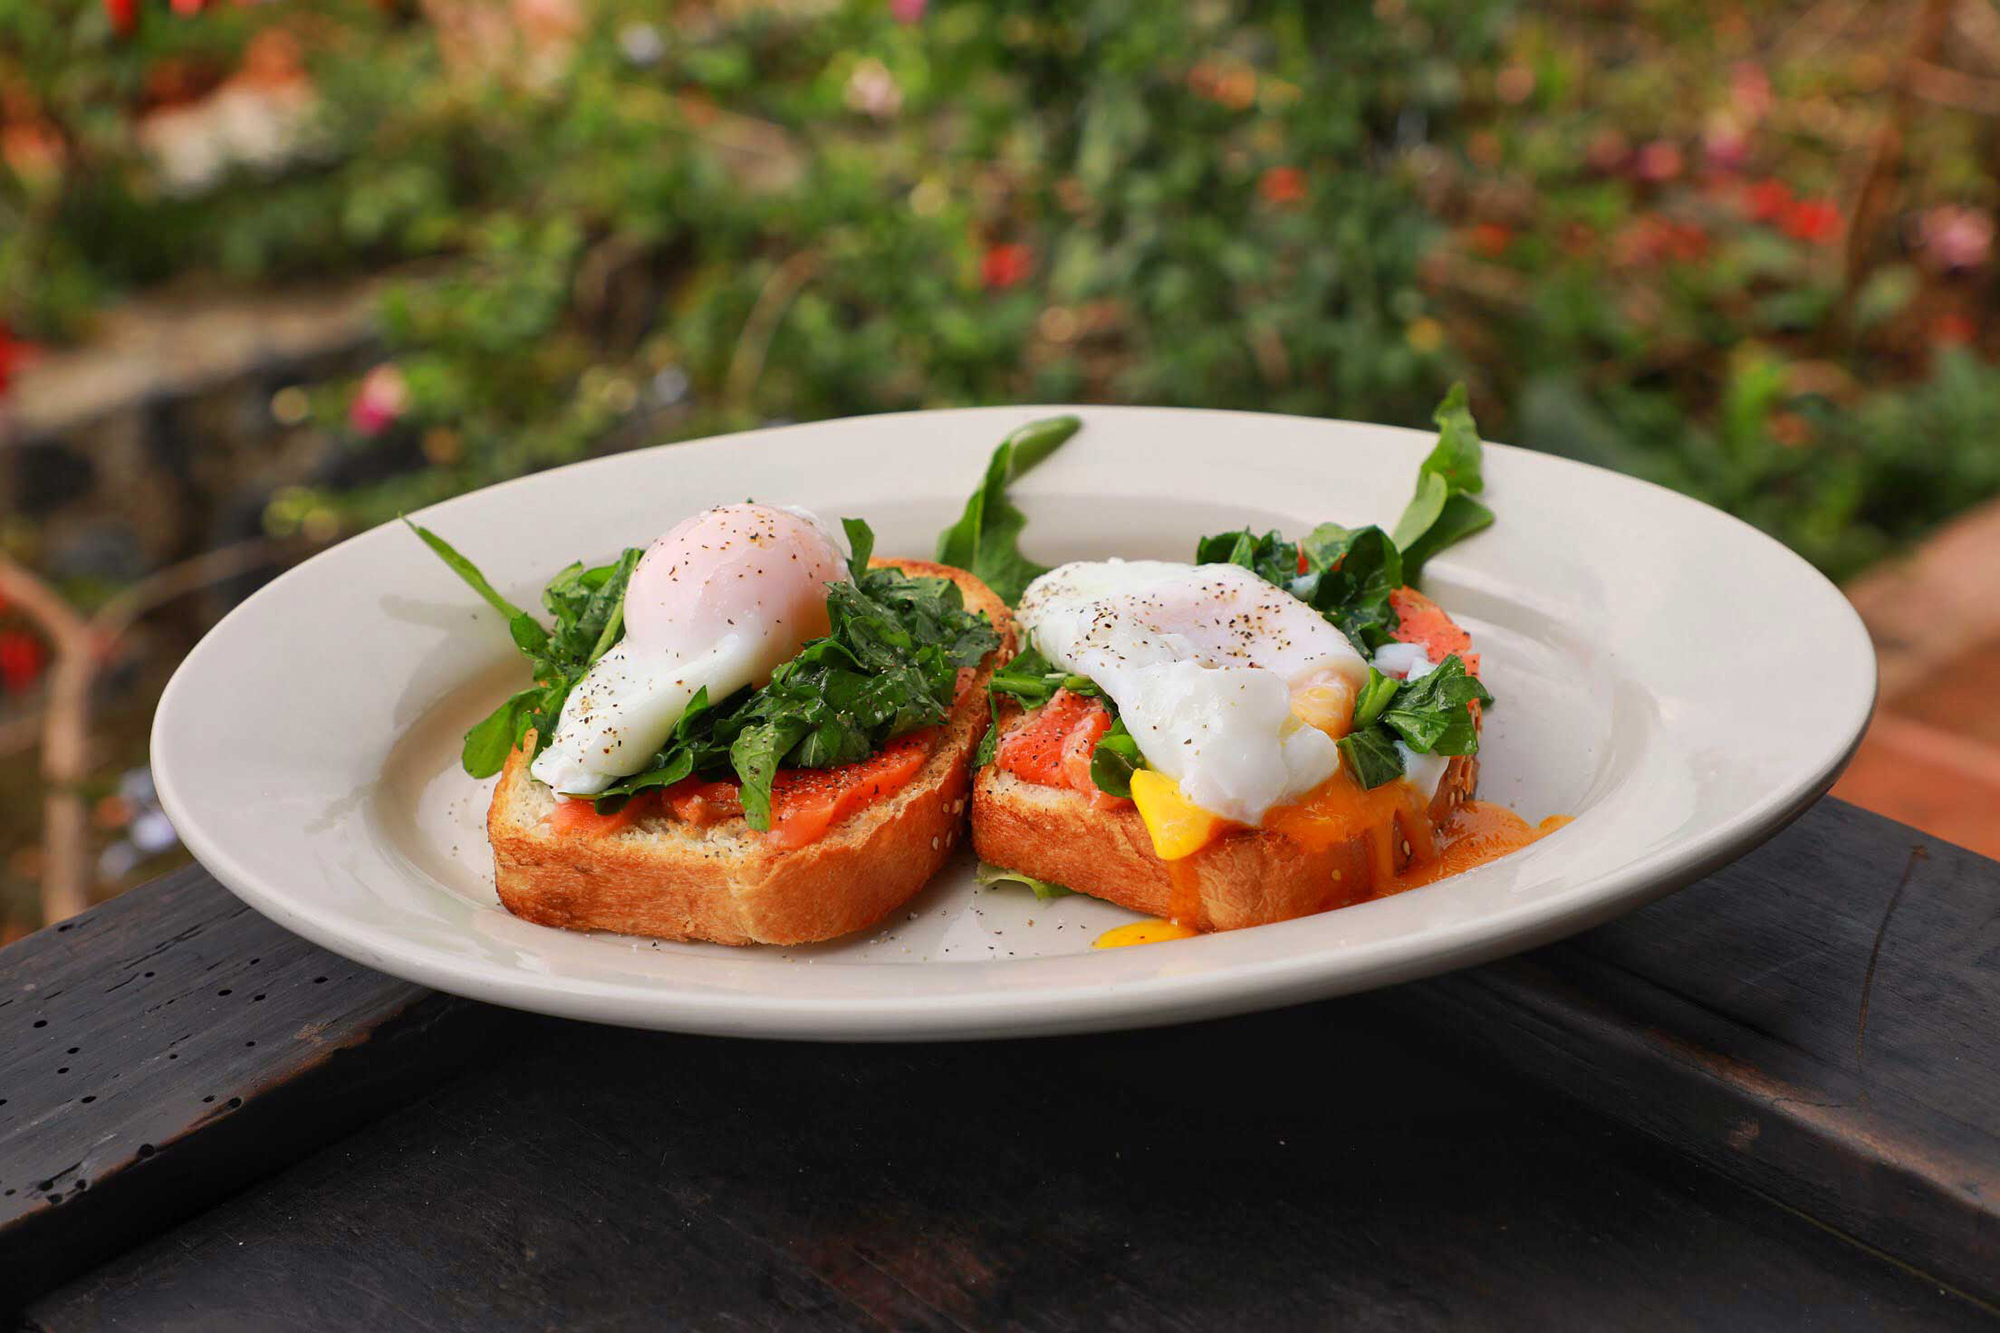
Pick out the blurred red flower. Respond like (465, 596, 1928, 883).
(0, 631, 45, 693)
(1634, 140, 1684, 183)
(0, 323, 31, 399)
(1258, 166, 1307, 207)
(1932, 312, 1978, 346)
(1467, 221, 1513, 257)
(1745, 179, 1791, 222)
(1781, 198, 1842, 245)
(890, 0, 926, 21)
(1613, 216, 1711, 266)
(980, 243, 1033, 290)
(105, 0, 137, 33)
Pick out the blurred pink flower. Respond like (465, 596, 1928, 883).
(1919, 205, 1994, 271)
(1702, 115, 1750, 173)
(349, 364, 409, 437)
(891, 0, 927, 21)
(844, 58, 903, 120)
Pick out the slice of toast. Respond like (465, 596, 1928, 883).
(970, 750, 1476, 932)
(487, 559, 1013, 946)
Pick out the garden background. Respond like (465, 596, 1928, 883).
(3, 0, 1998, 934)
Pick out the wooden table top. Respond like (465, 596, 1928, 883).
(3, 797, 1996, 1329)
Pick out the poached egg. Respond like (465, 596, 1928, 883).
(529, 503, 848, 796)
(1015, 560, 1370, 827)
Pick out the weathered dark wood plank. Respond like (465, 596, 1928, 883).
(6, 796, 2000, 1326)
(0, 864, 513, 1308)
(1398, 799, 2000, 1304)
(22, 1003, 1989, 1331)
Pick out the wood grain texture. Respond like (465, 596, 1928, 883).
(6, 797, 2000, 1329)
(22, 1002, 1990, 1331)
(0, 864, 508, 1308)
(1398, 799, 2000, 1305)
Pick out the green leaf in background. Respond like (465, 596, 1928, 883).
(935, 415, 1081, 604)
(975, 862, 1074, 901)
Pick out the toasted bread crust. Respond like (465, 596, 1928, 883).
(487, 559, 1012, 945)
(970, 754, 1475, 932)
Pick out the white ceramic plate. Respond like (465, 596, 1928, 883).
(152, 407, 1875, 1040)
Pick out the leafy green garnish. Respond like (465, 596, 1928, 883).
(1335, 726, 1406, 791)
(935, 415, 1081, 604)
(1378, 655, 1491, 757)
(1087, 716, 1145, 798)
(1351, 667, 1399, 732)
(841, 516, 875, 582)
(590, 553, 1000, 826)
(413, 518, 1001, 829)
(1336, 653, 1490, 789)
(1193, 528, 1299, 585)
(1391, 383, 1494, 582)
(984, 642, 1067, 711)
(1195, 520, 1405, 655)
(975, 862, 1074, 901)
(408, 518, 644, 780)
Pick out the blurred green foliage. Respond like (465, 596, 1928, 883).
(4, 0, 1999, 580)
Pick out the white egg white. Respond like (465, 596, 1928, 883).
(1016, 560, 1370, 826)
(529, 503, 848, 796)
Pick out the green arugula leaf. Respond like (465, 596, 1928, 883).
(1392, 383, 1495, 582)
(1299, 522, 1353, 571)
(1088, 716, 1145, 797)
(406, 518, 533, 624)
(1337, 725, 1405, 790)
(1292, 525, 1405, 654)
(729, 718, 810, 831)
(841, 517, 875, 582)
(1195, 528, 1299, 585)
(1351, 667, 1399, 732)
(461, 687, 543, 779)
(935, 415, 1081, 604)
(975, 721, 1000, 769)
(1379, 654, 1491, 756)
(975, 862, 1074, 901)
(985, 643, 1065, 711)
(1422, 382, 1488, 494)
(1401, 493, 1495, 586)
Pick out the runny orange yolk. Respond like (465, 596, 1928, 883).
(1096, 780, 1572, 949)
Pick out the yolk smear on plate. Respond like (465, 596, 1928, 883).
(1093, 918, 1200, 949)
